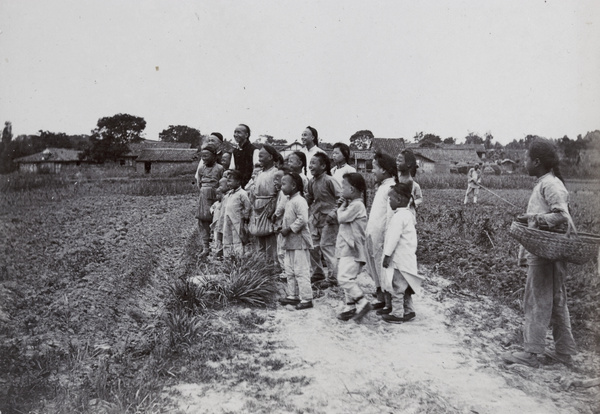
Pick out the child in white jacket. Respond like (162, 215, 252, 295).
(381, 182, 424, 324)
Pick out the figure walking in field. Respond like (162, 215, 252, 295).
(381, 182, 424, 323)
(196, 143, 224, 255)
(335, 173, 372, 322)
(502, 139, 576, 368)
(464, 163, 482, 204)
(278, 172, 314, 310)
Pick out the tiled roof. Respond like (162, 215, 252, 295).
(135, 149, 199, 162)
(14, 148, 82, 163)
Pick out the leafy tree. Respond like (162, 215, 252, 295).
(260, 135, 288, 146)
(443, 137, 456, 144)
(96, 113, 146, 144)
(159, 125, 202, 147)
(2, 121, 12, 144)
(465, 132, 484, 145)
(418, 133, 442, 147)
(349, 130, 374, 150)
(82, 114, 146, 163)
(484, 132, 494, 149)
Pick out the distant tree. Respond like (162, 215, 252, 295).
(320, 142, 334, 151)
(2, 121, 12, 144)
(493, 141, 503, 150)
(96, 113, 146, 144)
(81, 114, 146, 163)
(349, 130, 374, 150)
(259, 135, 288, 146)
(443, 137, 456, 144)
(418, 133, 442, 147)
(159, 125, 202, 147)
(484, 132, 494, 149)
(465, 132, 484, 145)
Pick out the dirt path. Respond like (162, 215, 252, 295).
(171, 271, 596, 414)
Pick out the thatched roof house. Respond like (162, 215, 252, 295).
(413, 147, 482, 174)
(136, 148, 199, 174)
(14, 148, 85, 174)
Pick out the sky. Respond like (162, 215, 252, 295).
(1, 0, 599, 145)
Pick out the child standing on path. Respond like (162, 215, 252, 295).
(222, 170, 252, 258)
(335, 173, 372, 322)
(396, 149, 422, 317)
(306, 152, 341, 289)
(278, 172, 314, 310)
(365, 152, 398, 310)
(502, 139, 576, 368)
(210, 177, 229, 257)
(381, 182, 424, 324)
(196, 143, 224, 255)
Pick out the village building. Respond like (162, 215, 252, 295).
(135, 148, 198, 174)
(14, 148, 85, 174)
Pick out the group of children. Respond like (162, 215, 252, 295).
(196, 139, 424, 324)
(197, 135, 578, 366)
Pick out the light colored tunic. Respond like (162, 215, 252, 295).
(364, 177, 395, 286)
(222, 187, 252, 256)
(336, 198, 367, 262)
(382, 207, 423, 294)
(248, 166, 280, 236)
(281, 192, 313, 250)
(331, 163, 356, 186)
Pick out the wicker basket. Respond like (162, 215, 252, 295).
(510, 221, 600, 265)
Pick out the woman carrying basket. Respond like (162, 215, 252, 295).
(502, 138, 576, 368)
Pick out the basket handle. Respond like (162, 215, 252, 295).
(563, 211, 579, 239)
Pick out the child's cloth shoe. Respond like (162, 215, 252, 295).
(403, 312, 416, 322)
(543, 350, 573, 367)
(376, 307, 392, 315)
(501, 351, 539, 368)
(295, 301, 314, 310)
(279, 297, 300, 306)
(371, 301, 386, 310)
(337, 309, 356, 321)
(353, 299, 372, 323)
(382, 314, 404, 324)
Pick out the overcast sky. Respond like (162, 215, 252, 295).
(1, 0, 599, 145)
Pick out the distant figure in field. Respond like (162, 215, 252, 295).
(464, 163, 482, 204)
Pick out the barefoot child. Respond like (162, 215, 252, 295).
(335, 173, 372, 322)
(222, 170, 252, 258)
(196, 143, 224, 255)
(365, 152, 398, 310)
(502, 138, 576, 368)
(381, 182, 424, 324)
(278, 172, 314, 310)
(306, 152, 341, 289)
